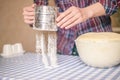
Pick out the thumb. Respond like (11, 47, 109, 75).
(57, 12, 62, 17)
(32, 4, 36, 8)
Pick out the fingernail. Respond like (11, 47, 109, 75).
(65, 27, 68, 29)
(60, 26, 65, 29)
(65, 27, 69, 29)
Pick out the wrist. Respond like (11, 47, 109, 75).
(82, 7, 93, 19)
(84, 2, 105, 18)
(80, 7, 93, 22)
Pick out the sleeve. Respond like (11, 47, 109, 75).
(34, 0, 48, 5)
(94, 0, 118, 15)
(117, 0, 120, 7)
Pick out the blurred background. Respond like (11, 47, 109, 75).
(0, 0, 120, 53)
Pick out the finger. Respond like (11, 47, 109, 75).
(24, 15, 35, 20)
(57, 12, 75, 27)
(23, 11, 35, 16)
(56, 8, 72, 22)
(65, 18, 82, 29)
(23, 7, 34, 12)
(61, 15, 79, 28)
(24, 19, 34, 24)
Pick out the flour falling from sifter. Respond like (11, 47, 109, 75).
(48, 32, 58, 67)
(35, 31, 58, 68)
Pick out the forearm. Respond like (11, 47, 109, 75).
(83, 2, 105, 19)
(118, 0, 120, 7)
(96, 0, 118, 15)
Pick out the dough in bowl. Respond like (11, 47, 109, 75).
(75, 32, 120, 68)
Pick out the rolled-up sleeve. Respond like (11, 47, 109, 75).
(118, 0, 120, 7)
(94, 0, 118, 15)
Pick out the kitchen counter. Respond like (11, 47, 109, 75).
(0, 53, 120, 80)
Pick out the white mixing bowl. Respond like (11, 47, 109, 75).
(75, 32, 120, 68)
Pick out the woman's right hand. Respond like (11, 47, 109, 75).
(23, 4, 35, 25)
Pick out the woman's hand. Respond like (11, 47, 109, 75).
(56, 6, 90, 29)
(22, 4, 35, 25)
